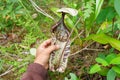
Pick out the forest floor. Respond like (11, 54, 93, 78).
(0, 0, 120, 80)
(0, 27, 110, 80)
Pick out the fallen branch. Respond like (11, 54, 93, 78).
(0, 62, 29, 77)
(69, 48, 86, 56)
(69, 47, 104, 57)
(85, 48, 104, 51)
(29, 0, 54, 20)
(69, 41, 104, 57)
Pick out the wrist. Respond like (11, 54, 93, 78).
(34, 59, 48, 69)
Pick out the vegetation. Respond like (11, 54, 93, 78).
(0, 0, 120, 80)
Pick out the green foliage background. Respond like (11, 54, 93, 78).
(0, 0, 120, 80)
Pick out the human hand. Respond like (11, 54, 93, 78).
(34, 39, 59, 69)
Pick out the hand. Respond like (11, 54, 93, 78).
(34, 39, 59, 69)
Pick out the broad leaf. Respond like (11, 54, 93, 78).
(95, 0, 104, 19)
(112, 66, 120, 74)
(98, 68, 109, 76)
(69, 73, 78, 80)
(105, 53, 117, 64)
(86, 33, 120, 51)
(114, 0, 120, 16)
(110, 57, 120, 64)
(98, 53, 106, 59)
(89, 64, 101, 74)
(64, 73, 79, 80)
(107, 69, 116, 80)
(109, 38, 120, 51)
(96, 7, 116, 24)
(64, 77, 69, 80)
(95, 57, 109, 66)
(85, 34, 108, 44)
(65, 17, 79, 35)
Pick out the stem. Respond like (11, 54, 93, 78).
(112, 18, 115, 37)
(0, 62, 29, 77)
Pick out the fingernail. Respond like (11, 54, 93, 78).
(56, 45, 60, 48)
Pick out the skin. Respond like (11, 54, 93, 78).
(34, 39, 59, 69)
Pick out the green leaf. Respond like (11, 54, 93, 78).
(96, 7, 116, 24)
(85, 34, 108, 44)
(95, 0, 104, 20)
(50, 7, 61, 17)
(89, 64, 101, 74)
(85, 33, 120, 51)
(69, 73, 78, 80)
(65, 73, 79, 80)
(116, 73, 120, 78)
(95, 57, 109, 66)
(112, 66, 120, 74)
(65, 17, 79, 35)
(110, 57, 120, 64)
(107, 69, 116, 80)
(98, 68, 109, 76)
(98, 53, 106, 59)
(105, 53, 117, 63)
(114, 0, 120, 16)
(64, 77, 69, 80)
(83, 0, 95, 20)
(109, 38, 120, 51)
(109, 48, 115, 53)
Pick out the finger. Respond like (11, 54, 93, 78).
(41, 39, 52, 47)
(46, 45, 59, 54)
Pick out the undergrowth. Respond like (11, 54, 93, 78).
(0, 0, 120, 80)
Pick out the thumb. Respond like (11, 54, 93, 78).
(46, 45, 59, 54)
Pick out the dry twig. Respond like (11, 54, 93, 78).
(29, 0, 54, 20)
(0, 62, 29, 77)
(71, 30, 84, 44)
(69, 41, 104, 57)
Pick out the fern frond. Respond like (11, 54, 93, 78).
(83, 0, 95, 20)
